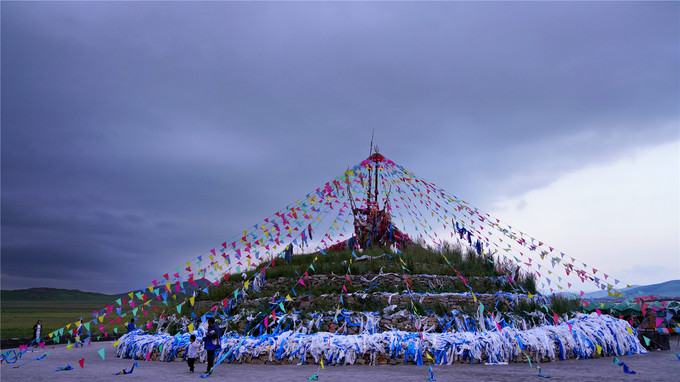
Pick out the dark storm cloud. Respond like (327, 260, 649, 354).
(2, 2, 678, 293)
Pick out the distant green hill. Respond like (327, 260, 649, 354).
(583, 279, 680, 299)
(1, 287, 121, 302)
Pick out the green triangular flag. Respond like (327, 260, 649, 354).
(98, 348, 105, 360)
(176, 304, 182, 313)
(643, 336, 650, 346)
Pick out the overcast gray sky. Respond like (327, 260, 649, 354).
(2, 2, 678, 294)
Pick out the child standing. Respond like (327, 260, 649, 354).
(186, 334, 200, 373)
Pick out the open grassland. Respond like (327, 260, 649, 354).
(0, 300, 123, 339)
(0, 288, 128, 339)
(1, 287, 171, 340)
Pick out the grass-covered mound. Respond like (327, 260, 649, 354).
(152, 242, 582, 337)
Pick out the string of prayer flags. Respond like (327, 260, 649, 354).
(113, 361, 138, 375)
(536, 365, 550, 378)
(53, 364, 73, 372)
(428, 364, 436, 381)
(12, 353, 49, 368)
(642, 336, 651, 347)
(58, 153, 638, 348)
(613, 357, 636, 374)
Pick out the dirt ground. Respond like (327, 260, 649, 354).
(2, 338, 678, 381)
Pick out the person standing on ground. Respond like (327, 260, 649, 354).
(75, 321, 85, 347)
(204, 317, 221, 373)
(32, 320, 42, 347)
(126, 318, 136, 333)
(186, 334, 200, 373)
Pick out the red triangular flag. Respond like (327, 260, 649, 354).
(78, 358, 85, 368)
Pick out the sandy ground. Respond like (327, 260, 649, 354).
(2, 339, 679, 381)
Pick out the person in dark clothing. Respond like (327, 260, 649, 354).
(126, 318, 136, 333)
(204, 317, 221, 373)
(75, 321, 85, 347)
(32, 320, 42, 347)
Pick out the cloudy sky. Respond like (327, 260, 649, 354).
(2, 2, 678, 294)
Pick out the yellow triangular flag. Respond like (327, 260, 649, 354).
(286, 294, 293, 302)
(320, 359, 324, 370)
(188, 323, 194, 332)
